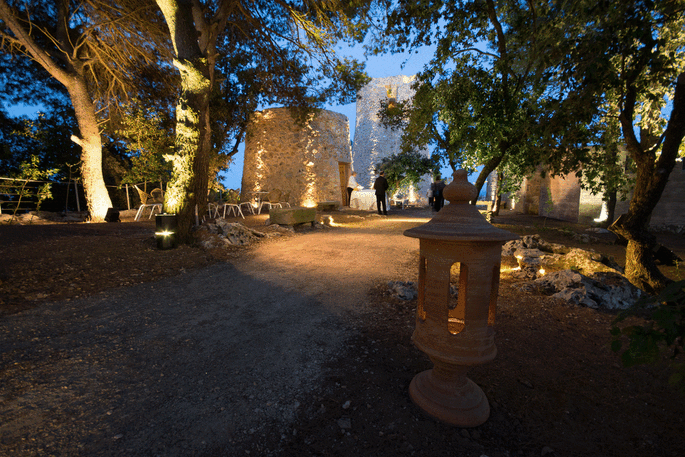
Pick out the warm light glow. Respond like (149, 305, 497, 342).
(155, 230, 175, 237)
(594, 201, 609, 222)
(254, 146, 266, 191)
(377, 217, 431, 223)
(500, 265, 521, 272)
(165, 193, 179, 209)
(538, 268, 546, 276)
(327, 216, 342, 227)
(300, 140, 318, 207)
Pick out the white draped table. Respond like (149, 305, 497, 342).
(350, 189, 389, 211)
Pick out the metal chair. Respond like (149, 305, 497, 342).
(218, 189, 244, 219)
(258, 189, 283, 214)
(134, 185, 163, 220)
(279, 191, 291, 208)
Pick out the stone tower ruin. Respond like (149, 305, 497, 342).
(352, 75, 430, 201)
(241, 108, 352, 207)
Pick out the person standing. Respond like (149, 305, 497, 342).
(431, 175, 446, 212)
(373, 170, 389, 215)
(346, 171, 361, 207)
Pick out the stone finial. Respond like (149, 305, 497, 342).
(443, 169, 478, 204)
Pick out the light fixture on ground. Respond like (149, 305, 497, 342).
(155, 213, 178, 250)
(404, 169, 518, 427)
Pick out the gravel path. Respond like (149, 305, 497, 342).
(0, 215, 425, 456)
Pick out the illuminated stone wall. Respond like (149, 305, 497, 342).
(507, 158, 685, 230)
(352, 75, 430, 202)
(241, 108, 351, 207)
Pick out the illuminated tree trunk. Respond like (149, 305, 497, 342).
(156, 0, 213, 242)
(164, 58, 211, 242)
(67, 76, 113, 221)
(0, 0, 113, 221)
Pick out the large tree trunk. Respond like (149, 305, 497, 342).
(67, 77, 113, 221)
(0, 0, 112, 221)
(610, 73, 685, 293)
(471, 152, 505, 205)
(156, 0, 213, 243)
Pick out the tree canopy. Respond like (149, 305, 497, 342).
(0, 0, 171, 220)
(154, 0, 370, 240)
(368, 0, 685, 292)
(551, 0, 685, 293)
(374, 0, 598, 203)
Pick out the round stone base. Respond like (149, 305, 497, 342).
(409, 369, 490, 427)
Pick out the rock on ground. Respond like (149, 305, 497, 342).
(517, 269, 642, 309)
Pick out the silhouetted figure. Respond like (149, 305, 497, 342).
(431, 176, 446, 211)
(373, 171, 389, 215)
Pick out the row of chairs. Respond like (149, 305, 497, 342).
(208, 188, 292, 218)
(208, 189, 252, 219)
(134, 186, 294, 221)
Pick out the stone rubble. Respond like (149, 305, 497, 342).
(516, 269, 642, 309)
(387, 281, 417, 300)
(197, 220, 280, 248)
(503, 234, 624, 277)
(390, 235, 643, 310)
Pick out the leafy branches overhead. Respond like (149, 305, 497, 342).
(115, 101, 174, 186)
(374, 0, 598, 203)
(376, 150, 436, 195)
(0, 0, 171, 109)
(553, 0, 685, 293)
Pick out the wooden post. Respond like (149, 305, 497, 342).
(74, 179, 81, 212)
(126, 183, 131, 210)
(65, 179, 71, 212)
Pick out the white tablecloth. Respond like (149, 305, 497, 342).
(350, 190, 389, 211)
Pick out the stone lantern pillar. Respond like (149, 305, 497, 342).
(404, 169, 518, 427)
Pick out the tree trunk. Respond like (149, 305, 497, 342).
(156, 0, 213, 243)
(472, 152, 505, 205)
(67, 77, 113, 221)
(610, 73, 685, 293)
(163, 57, 211, 242)
(0, 0, 112, 221)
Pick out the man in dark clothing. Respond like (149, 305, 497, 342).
(373, 171, 389, 215)
(431, 176, 446, 211)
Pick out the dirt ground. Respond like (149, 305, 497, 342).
(1, 207, 684, 457)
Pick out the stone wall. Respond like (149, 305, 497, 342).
(351, 75, 431, 202)
(510, 170, 581, 223)
(650, 161, 685, 231)
(508, 159, 685, 230)
(241, 108, 352, 207)
(541, 173, 582, 223)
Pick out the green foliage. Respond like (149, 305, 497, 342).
(1, 155, 59, 224)
(611, 280, 685, 392)
(373, 0, 598, 200)
(0, 102, 81, 180)
(375, 151, 436, 195)
(115, 100, 174, 186)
